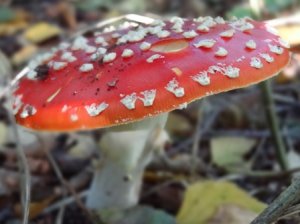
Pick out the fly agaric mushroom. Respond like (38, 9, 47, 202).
(12, 16, 290, 211)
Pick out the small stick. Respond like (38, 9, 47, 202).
(43, 191, 88, 214)
(39, 139, 102, 224)
(5, 69, 31, 224)
(7, 111, 31, 224)
(251, 177, 300, 224)
(190, 102, 220, 176)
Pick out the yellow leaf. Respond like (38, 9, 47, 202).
(0, 9, 29, 36)
(0, 20, 27, 36)
(177, 181, 265, 224)
(11, 45, 38, 66)
(24, 22, 61, 44)
(277, 25, 300, 47)
(14, 195, 56, 220)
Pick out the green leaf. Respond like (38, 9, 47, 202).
(100, 206, 176, 224)
(177, 181, 266, 224)
(166, 113, 192, 135)
(0, 50, 12, 78)
(226, 5, 255, 18)
(0, 7, 15, 23)
(211, 137, 256, 171)
(74, 0, 122, 11)
(265, 0, 295, 13)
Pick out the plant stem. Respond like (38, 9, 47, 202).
(261, 80, 288, 171)
(251, 177, 300, 224)
(250, 2, 291, 222)
(252, 80, 293, 224)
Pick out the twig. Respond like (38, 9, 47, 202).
(239, 167, 300, 179)
(8, 120, 31, 224)
(205, 129, 300, 140)
(274, 81, 300, 91)
(55, 206, 65, 224)
(149, 154, 300, 180)
(279, 203, 300, 220)
(274, 93, 300, 109)
(251, 177, 300, 224)
(6, 89, 31, 224)
(149, 154, 208, 175)
(1, 48, 30, 224)
(258, 124, 300, 222)
(39, 138, 101, 224)
(43, 191, 89, 214)
(190, 100, 220, 177)
(169, 138, 193, 155)
(190, 100, 206, 177)
(260, 80, 288, 171)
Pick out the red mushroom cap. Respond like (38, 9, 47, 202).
(13, 17, 290, 131)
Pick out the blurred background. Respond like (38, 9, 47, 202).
(0, 0, 300, 224)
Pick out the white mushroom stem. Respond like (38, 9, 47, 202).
(86, 113, 169, 210)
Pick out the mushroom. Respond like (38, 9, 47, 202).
(12, 16, 290, 212)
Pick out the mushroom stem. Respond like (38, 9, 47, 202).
(86, 113, 169, 210)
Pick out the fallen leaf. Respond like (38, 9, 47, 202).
(177, 181, 265, 224)
(68, 134, 97, 158)
(0, 6, 15, 23)
(277, 24, 300, 48)
(0, 19, 28, 36)
(11, 45, 38, 66)
(211, 137, 256, 171)
(14, 195, 56, 219)
(24, 22, 61, 44)
(208, 203, 260, 224)
(74, 0, 106, 11)
(286, 149, 300, 177)
(264, 0, 295, 14)
(0, 9, 29, 36)
(0, 123, 7, 146)
(0, 49, 12, 83)
(226, 5, 254, 18)
(166, 113, 192, 136)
